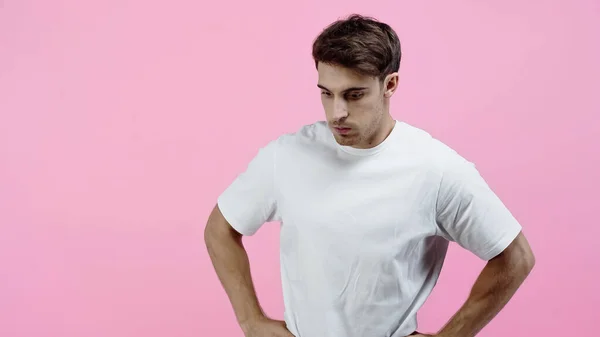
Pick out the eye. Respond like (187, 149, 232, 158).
(321, 91, 332, 97)
(347, 92, 364, 100)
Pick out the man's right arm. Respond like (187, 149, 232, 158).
(204, 204, 265, 328)
(204, 204, 294, 336)
(205, 140, 293, 336)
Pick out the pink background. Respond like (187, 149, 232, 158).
(1, 1, 599, 336)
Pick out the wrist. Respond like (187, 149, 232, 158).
(432, 331, 449, 337)
(238, 313, 266, 332)
(436, 331, 461, 337)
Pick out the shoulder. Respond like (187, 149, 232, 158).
(249, 121, 332, 163)
(272, 120, 333, 151)
(396, 122, 474, 176)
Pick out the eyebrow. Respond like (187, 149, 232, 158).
(317, 84, 369, 93)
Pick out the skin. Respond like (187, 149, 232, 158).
(204, 61, 536, 337)
(316, 62, 399, 149)
(204, 206, 295, 337)
(412, 232, 535, 337)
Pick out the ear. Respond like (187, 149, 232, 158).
(383, 72, 399, 98)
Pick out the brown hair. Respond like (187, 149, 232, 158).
(312, 14, 401, 80)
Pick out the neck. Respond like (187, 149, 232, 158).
(376, 114, 396, 142)
(358, 114, 396, 149)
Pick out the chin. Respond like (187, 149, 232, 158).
(333, 134, 358, 146)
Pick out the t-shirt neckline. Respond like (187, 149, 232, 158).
(336, 120, 401, 156)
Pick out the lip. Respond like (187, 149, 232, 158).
(333, 127, 352, 135)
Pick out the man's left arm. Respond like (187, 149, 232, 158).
(423, 232, 535, 337)
(424, 153, 537, 337)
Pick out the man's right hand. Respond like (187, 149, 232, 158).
(240, 316, 295, 337)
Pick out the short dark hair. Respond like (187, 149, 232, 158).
(312, 14, 401, 80)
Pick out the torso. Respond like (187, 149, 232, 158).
(273, 121, 451, 337)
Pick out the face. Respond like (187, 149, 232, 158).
(317, 62, 399, 148)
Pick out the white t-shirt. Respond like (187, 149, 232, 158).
(217, 120, 522, 337)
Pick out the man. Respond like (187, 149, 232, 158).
(204, 14, 535, 337)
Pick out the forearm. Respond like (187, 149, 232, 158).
(204, 213, 264, 326)
(437, 250, 534, 337)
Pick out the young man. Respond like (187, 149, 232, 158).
(204, 14, 535, 337)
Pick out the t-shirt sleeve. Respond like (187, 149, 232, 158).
(434, 154, 522, 261)
(217, 140, 280, 236)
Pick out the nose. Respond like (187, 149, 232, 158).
(332, 98, 348, 121)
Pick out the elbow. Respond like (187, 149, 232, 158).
(203, 218, 227, 259)
(203, 221, 217, 253)
(522, 249, 536, 275)
(517, 234, 536, 275)
(494, 232, 536, 279)
(512, 242, 536, 280)
(203, 221, 216, 247)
